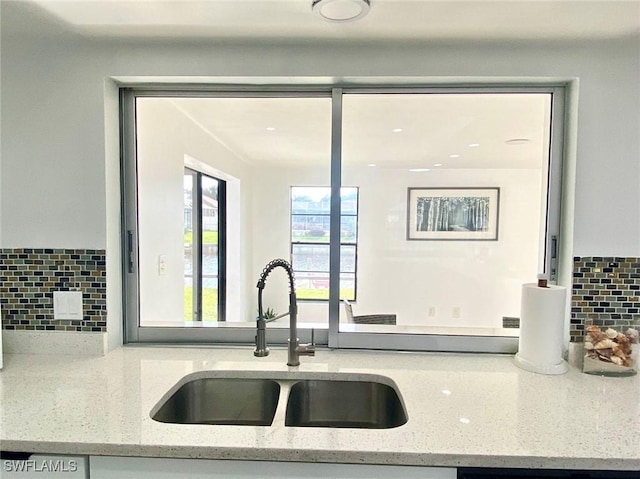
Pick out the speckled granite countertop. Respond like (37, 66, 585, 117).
(1, 346, 639, 470)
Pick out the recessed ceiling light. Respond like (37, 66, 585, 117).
(460, 417, 471, 424)
(449, 154, 460, 158)
(468, 143, 480, 148)
(505, 138, 531, 145)
(311, 0, 371, 23)
(368, 163, 376, 167)
(442, 389, 452, 396)
(409, 168, 431, 172)
(434, 163, 443, 167)
(392, 128, 403, 133)
(266, 127, 276, 131)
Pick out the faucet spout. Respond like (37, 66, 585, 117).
(254, 259, 314, 366)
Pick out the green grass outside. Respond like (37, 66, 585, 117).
(184, 286, 219, 321)
(184, 231, 218, 245)
(297, 288, 355, 301)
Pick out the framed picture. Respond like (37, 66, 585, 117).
(407, 187, 500, 241)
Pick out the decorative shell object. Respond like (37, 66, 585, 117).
(583, 324, 638, 376)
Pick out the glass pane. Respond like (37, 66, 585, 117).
(292, 244, 355, 274)
(341, 216, 357, 243)
(295, 272, 356, 301)
(292, 244, 329, 272)
(340, 245, 356, 273)
(341, 93, 551, 333)
(183, 170, 196, 322)
(291, 187, 331, 214)
(341, 187, 358, 215)
(340, 273, 356, 301)
(201, 175, 219, 322)
(135, 96, 332, 327)
(291, 215, 330, 243)
(295, 271, 329, 300)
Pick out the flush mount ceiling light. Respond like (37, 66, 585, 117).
(312, 0, 371, 23)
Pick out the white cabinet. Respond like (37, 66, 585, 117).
(2, 454, 88, 478)
(90, 456, 456, 479)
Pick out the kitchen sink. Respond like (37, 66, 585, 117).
(152, 378, 280, 426)
(285, 379, 407, 429)
(151, 373, 407, 429)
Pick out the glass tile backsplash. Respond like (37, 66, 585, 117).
(0, 249, 106, 332)
(571, 257, 640, 342)
(1, 251, 638, 338)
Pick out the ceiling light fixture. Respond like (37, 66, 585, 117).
(312, 0, 371, 23)
(266, 127, 276, 131)
(434, 163, 443, 167)
(368, 163, 376, 167)
(409, 168, 431, 173)
(392, 128, 403, 133)
(449, 154, 460, 158)
(468, 143, 480, 148)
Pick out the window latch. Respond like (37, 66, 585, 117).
(549, 235, 558, 282)
(127, 230, 134, 273)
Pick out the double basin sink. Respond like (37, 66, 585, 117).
(151, 371, 407, 429)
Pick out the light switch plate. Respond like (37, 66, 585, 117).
(53, 291, 83, 320)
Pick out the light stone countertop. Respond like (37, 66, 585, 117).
(1, 346, 639, 471)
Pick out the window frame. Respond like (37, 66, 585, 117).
(120, 83, 568, 352)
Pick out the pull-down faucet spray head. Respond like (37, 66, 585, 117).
(254, 259, 314, 366)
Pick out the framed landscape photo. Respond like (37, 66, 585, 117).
(407, 187, 500, 241)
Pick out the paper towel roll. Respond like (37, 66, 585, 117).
(514, 283, 568, 375)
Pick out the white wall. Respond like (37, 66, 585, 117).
(136, 99, 253, 323)
(351, 167, 541, 328)
(1, 4, 638, 256)
(252, 163, 541, 328)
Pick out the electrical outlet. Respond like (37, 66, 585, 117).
(428, 306, 436, 317)
(452, 307, 461, 319)
(53, 291, 83, 320)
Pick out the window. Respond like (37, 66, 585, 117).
(183, 168, 226, 322)
(121, 84, 567, 352)
(290, 187, 358, 301)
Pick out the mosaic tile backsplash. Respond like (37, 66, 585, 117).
(1, 250, 637, 339)
(1, 249, 106, 332)
(571, 256, 640, 342)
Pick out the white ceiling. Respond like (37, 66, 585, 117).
(25, 0, 640, 42)
(150, 93, 551, 169)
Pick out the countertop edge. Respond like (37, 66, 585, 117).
(2, 440, 640, 472)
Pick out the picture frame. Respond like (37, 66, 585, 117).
(407, 187, 500, 241)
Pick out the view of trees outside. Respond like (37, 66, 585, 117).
(291, 187, 358, 300)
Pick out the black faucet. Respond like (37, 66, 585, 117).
(254, 259, 315, 366)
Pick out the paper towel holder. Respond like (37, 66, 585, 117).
(514, 352, 568, 375)
(513, 283, 569, 375)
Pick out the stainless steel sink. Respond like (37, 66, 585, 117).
(284, 379, 407, 429)
(152, 378, 280, 426)
(151, 373, 407, 429)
